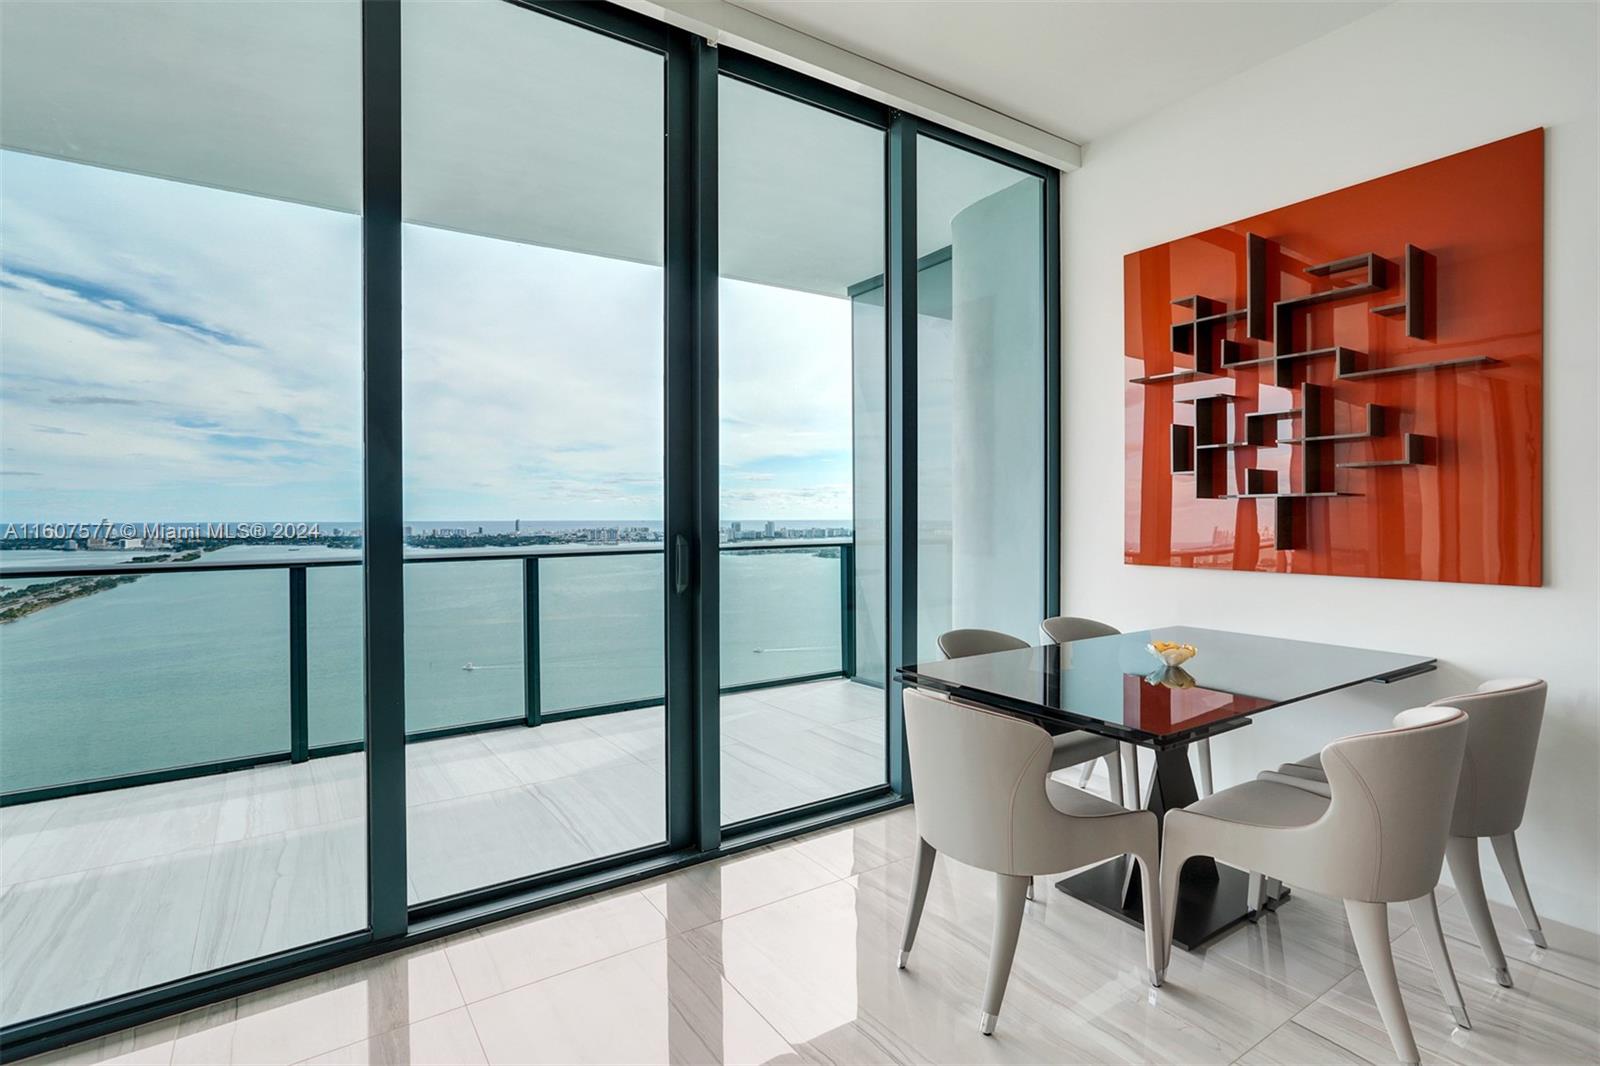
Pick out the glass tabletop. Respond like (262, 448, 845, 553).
(895, 626, 1436, 748)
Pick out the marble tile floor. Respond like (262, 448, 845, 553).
(21, 802, 1599, 1065)
(0, 680, 886, 1026)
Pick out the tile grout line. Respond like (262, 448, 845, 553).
(461, 1001, 494, 1066)
(4, 808, 370, 892)
(1275, 988, 1379, 1065)
(179, 843, 221, 993)
(440, 846, 857, 1014)
(449, 893, 675, 1007)
(629, 847, 847, 940)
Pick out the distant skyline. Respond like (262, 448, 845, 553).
(0, 149, 854, 524)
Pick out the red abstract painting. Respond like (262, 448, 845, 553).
(1124, 129, 1543, 586)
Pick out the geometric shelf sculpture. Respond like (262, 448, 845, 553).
(1125, 129, 1543, 585)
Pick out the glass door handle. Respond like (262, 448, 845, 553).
(674, 534, 690, 594)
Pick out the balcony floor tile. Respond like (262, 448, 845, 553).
(1, 678, 887, 1029)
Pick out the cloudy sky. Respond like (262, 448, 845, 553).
(0, 149, 854, 525)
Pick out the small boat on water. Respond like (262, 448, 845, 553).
(462, 661, 477, 671)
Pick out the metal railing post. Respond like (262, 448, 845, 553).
(289, 565, 309, 763)
(523, 555, 541, 726)
(839, 543, 856, 678)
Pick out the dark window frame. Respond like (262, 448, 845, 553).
(0, 0, 1060, 1056)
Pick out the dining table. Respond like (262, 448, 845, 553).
(894, 625, 1436, 950)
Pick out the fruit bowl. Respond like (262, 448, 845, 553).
(1147, 640, 1196, 668)
(1144, 665, 1197, 689)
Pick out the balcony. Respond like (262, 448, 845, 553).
(0, 543, 884, 1024)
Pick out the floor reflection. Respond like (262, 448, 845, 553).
(22, 798, 1600, 1066)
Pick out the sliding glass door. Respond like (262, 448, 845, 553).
(0, 0, 365, 1026)
(716, 73, 888, 826)
(399, 0, 668, 903)
(0, 0, 1056, 1052)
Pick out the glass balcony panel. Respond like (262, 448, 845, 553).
(307, 563, 364, 749)
(540, 553, 664, 713)
(404, 559, 524, 733)
(720, 547, 843, 689)
(0, 569, 287, 794)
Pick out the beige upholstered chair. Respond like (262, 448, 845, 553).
(938, 628, 1122, 799)
(897, 688, 1164, 1035)
(1160, 707, 1469, 1065)
(1038, 615, 1120, 645)
(1267, 678, 1548, 987)
(1037, 615, 1214, 803)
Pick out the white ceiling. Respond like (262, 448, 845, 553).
(0, 0, 1025, 296)
(730, 0, 1389, 145)
(0, 0, 364, 213)
(0, 0, 1384, 295)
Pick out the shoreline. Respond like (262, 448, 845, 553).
(0, 551, 204, 623)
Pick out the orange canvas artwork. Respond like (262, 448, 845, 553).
(1124, 129, 1544, 586)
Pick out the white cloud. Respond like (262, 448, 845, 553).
(1, 150, 858, 524)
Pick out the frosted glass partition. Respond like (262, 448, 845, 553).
(916, 136, 1047, 655)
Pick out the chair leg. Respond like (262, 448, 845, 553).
(979, 874, 1031, 1035)
(1132, 850, 1165, 986)
(1157, 840, 1186, 970)
(1445, 835, 1511, 986)
(1491, 832, 1547, 949)
(1121, 742, 1140, 809)
(1410, 890, 1471, 1030)
(1345, 900, 1420, 1066)
(1106, 751, 1124, 807)
(1195, 737, 1213, 797)
(1075, 761, 1094, 788)
(1247, 871, 1265, 915)
(1025, 878, 1036, 902)
(897, 837, 937, 969)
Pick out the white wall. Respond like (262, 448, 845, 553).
(1061, 1, 1599, 932)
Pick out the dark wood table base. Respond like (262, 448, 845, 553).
(1055, 856, 1290, 951)
(1053, 740, 1292, 951)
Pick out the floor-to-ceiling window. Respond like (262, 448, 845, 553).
(914, 135, 1049, 656)
(0, 0, 364, 1026)
(399, 0, 668, 902)
(0, 1, 1055, 1053)
(717, 74, 887, 825)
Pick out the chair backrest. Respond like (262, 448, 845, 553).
(1430, 678, 1546, 838)
(1318, 706, 1469, 903)
(937, 628, 1029, 660)
(1039, 615, 1119, 644)
(902, 687, 1058, 874)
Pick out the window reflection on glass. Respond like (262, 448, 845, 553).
(915, 136, 1046, 660)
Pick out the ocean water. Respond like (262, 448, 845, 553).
(0, 545, 842, 793)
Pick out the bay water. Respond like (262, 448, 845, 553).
(0, 545, 842, 793)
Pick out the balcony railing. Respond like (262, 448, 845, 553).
(0, 539, 856, 805)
